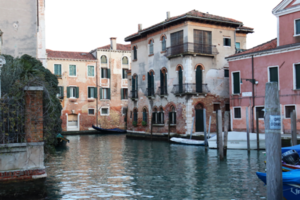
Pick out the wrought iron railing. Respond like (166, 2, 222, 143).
(146, 88, 155, 97)
(129, 90, 138, 100)
(172, 83, 209, 95)
(165, 43, 218, 57)
(157, 86, 168, 96)
(235, 48, 247, 54)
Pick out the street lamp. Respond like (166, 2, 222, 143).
(0, 55, 6, 98)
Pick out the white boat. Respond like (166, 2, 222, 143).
(170, 137, 205, 146)
(208, 131, 265, 150)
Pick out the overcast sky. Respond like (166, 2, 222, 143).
(47, 0, 275, 51)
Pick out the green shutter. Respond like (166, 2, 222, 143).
(67, 87, 70, 98)
(54, 65, 57, 75)
(269, 67, 278, 82)
(61, 86, 64, 98)
(58, 65, 61, 76)
(132, 76, 136, 92)
(233, 72, 240, 94)
(76, 87, 79, 98)
(296, 65, 300, 89)
(179, 68, 183, 93)
(174, 112, 176, 124)
(108, 69, 111, 79)
(94, 87, 97, 98)
(148, 72, 151, 91)
(223, 38, 226, 46)
(101, 68, 104, 78)
(121, 88, 123, 99)
(108, 88, 111, 99)
(228, 39, 231, 46)
(88, 87, 91, 98)
(165, 73, 168, 94)
(100, 88, 103, 99)
(196, 66, 202, 93)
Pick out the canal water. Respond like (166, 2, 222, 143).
(40, 135, 266, 199)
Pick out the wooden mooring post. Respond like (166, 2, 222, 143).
(291, 110, 297, 146)
(216, 110, 219, 149)
(224, 111, 229, 157)
(256, 112, 260, 150)
(203, 109, 207, 150)
(217, 110, 223, 160)
(168, 119, 171, 141)
(264, 82, 283, 200)
(246, 107, 250, 153)
(151, 114, 153, 140)
(208, 116, 211, 139)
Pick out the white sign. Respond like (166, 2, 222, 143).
(270, 115, 281, 130)
(242, 92, 252, 97)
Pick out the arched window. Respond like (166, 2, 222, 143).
(169, 106, 176, 124)
(122, 57, 128, 65)
(178, 66, 183, 94)
(149, 40, 154, 55)
(143, 108, 147, 125)
(133, 46, 137, 60)
(101, 55, 107, 64)
(147, 71, 155, 97)
(158, 107, 164, 124)
(152, 108, 157, 124)
(160, 68, 168, 95)
(133, 108, 138, 123)
(162, 36, 166, 51)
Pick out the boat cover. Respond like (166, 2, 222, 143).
(92, 125, 126, 133)
(282, 145, 300, 154)
(256, 169, 300, 185)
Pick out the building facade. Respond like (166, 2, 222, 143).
(227, 0, 300, 133)
(0, 0, 46, 67)
(125, 10, 253, 135)
(47, 38, 131, 131)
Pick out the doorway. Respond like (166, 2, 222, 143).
(195, 103, 204, 132)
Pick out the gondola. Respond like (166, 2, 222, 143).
(92, 125, 127, 134)
(56, 133, 69, 146)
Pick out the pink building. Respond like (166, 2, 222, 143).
(226, 0, 300, 134)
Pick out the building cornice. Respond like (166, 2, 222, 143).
(273, 0, 300, 17)
(47, 57, 97, 62)
(97, 49, 131, 53)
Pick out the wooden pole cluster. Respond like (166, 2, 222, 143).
(217, 110, 223, 160)
(223, 111, 229, 157)
(291, 110, 297, 146)
(264, 82, 283, 200)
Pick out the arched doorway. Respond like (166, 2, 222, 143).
(196, 65, 202, 93)
(195, 103, 204, 132)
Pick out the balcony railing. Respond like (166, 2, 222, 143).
(172, 83, 209, 95)
(235, 48, 247, 54)
(129, 90, 138, 100)
(146, 88, 155, 98)
(157, 86, 168, 96)
(165, 43, 218, 57)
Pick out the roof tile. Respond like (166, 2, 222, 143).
(46, 49, 96, 60)
(97, 44, 131, 51)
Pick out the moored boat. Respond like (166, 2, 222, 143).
(56, 133, 69, 146)
(92, 125, 127, 134)
(170, 137, 205, 146)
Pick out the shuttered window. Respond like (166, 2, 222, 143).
(121, 88, 128, 99)
(88, 87, 97, 98)
(224, 38, 231, 46)
(54, 64, 61, 76)
(178, 67, 183, 93)
(171, 31, 183, 47)
(133, 46, 137, 60)
(57, 86, 64, 99)
(269, 67, 278, 83)
(101, 68, 110, 78)
(100, 88, 110, 100)
(296, 19, 300, 35)
(149, 40, 153, 55)
(295, 64, 300, 89)
(194, 30, 212, 54)
(160, 70, 167, 95)
(196, 66, 203, 93)
(69, 65, 76, 76)
(162, 36, 166, 51)
(88, 66, 94, 77)
(285, 106, 296, 118)
(233, 72, 240, 94)
(256, 107, 264, 119)
(234, 107, 241, 119)
(67, 87, 79, 98)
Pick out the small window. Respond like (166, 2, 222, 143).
(285, 106, 296, 118)
(224, 69, 229, 78)
(162, 36, 166, 51)
(88, 87, 97, 98)
(122, 57, 128, 65)
(235, 42, 240, 49)
(232, 72, 240, 94)
(256, 107, 265, 119)
(269, 67, 278, 83)
(295, 19, 300, 35)
(69, 65, 76, 76)
(122, 107, 127, 115)
(101, 55, 107, 64)
(234, 107, 241, 119)
(100, 88, 110, 100)
(225, 103, 230, 111)
(57, 86, 64, 99)
(295, 64, 300, 89)
(54, 64, 62, 76)
(101, 68, 110, 78)
(67, 87, 79, 98)
(213, 103, 220, 112)
(133, 46, 137, 60)
(224, 38, 231, 47)
(101, 108, 109, 115)
(88, 66, 94, 77)
(149, 40, 154, 55)
(153, 108, 157, 124)
(121, 88, 128, 99)
(169, 106, 176, 124)
(122, 69, 128, 79)
(143, 108, 147, 124)
(158, 108, 164, 124)
(88, 109, 95, 115)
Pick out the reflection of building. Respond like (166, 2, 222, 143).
(125, 10, 253, 135)
(227, 0, 300, 133)
(47, 38, 131, 131)
(0, 0, 46, 67)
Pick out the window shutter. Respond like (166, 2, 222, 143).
(94, 87, 97, 98)
(108, 88, 111, 99)
(160, 70, 163, 88)
(162, 113, 164, 124)
(101, 68, 104, 78)
(136, 75, 138, 92)
(61, 86, 64, 98)
(196, 66, 203, 93)
(67, 87, 70, 98)
(148, 72, 151, 90)
(169, 112, 172, 124)
(223, 38, 226, 46)
(179, 68, 183, 93)
(228, 39, 231, 46)
(54, 65, 57, 75)
(233, 72, 240, 94)
(100, 88, 103, 99)
(88, 87, 91, 98)
(59, 65, 61, 76)
(76, 87, 79, 98)
(296, 20, 300, 35)
(296, 64, 300, 89)
(121, 88, 123, 99)
(108, 69, 111, 79)
(165, 73, 168, 94)
(132, 76, 135, 92)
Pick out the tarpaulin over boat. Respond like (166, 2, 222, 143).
(282, 144, 300, 154)
(256, 169, 300, 185)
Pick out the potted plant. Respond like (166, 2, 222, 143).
(132, 121, 137, 127)
(142, 121, 147, 126)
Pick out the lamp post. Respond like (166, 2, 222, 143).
(0, 55, 6, 99)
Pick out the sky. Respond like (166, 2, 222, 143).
(45, 0, 280, 52)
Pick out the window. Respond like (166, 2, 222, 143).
(133, 109, 138, 123)
(149, 40, 154, 55)
(256, 107, 264, 119)
(101, 68, 110, 78)
(132, 75, 138, 99)
(295, 19, 300, 35)
(295, 64, 300, 89)
(122, 69, 128, 79)
(285, 105, 296, 118)
(213, 103, 220, 112)
(88, 66, 94, 77)
(67, 87, 79, 98)
(88, 109, 95, 115)
(133, 46, 137, 60)
(224, 38, 231, 47)
(160, 69, 167, 95)
(143, 108, 147, 124)
(225, 103, 230, 111)
(232, 72, 240, 94)
(224, 69, 229, 78)
(101, 55, 107, 64)
(100, 88, 110, 100)
(57, 86, 64, 99)
(158, 107, 164, 124)
(178, 66, 183, 94)
(122, 57, 128, 65)
(88, 87, 97, 98)
(234, 107, 241, 119)
(69, 65, 76, 76)
(121, 88, 128, 99)
(101, 108, 109, 115)
(162, 36, 166, 51)
(269, 67, 278, 83)
(147, 71, 155, 97)
(152, 108, 157, 124)
(54, 64, 62, 76)
(169, 106, 176, 124)
(235, 42, 240, 49)
(194, 30, 212, 54)
(122, 107, 127, 115)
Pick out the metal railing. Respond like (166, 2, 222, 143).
(146, 88, 155, 97)
(157, 86, 168, 96)
(172, 83, 209, 95)
(129, 90, 138, 100)
(165, 43, 218, 57)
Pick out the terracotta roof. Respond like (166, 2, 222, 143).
(46, 49, 96, 60)
(236, 26, 254, 33)
(97, 43, 131, 51)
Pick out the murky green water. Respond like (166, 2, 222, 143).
(41, 135, 267, 199)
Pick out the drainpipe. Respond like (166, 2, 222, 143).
(251, 55, 255, 133)
(96, 59, 98, 127)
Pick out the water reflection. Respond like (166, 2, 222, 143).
(39, 135, 267, 199)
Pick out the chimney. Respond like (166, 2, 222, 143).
(110, 37, 117, 50)
(138, 24, 142, 32)
(166, 11, 170, 20)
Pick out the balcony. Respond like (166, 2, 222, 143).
(157, 86, 168, 96)
(172, 83, 209, 96)
(129, 90, 138, 100)
(165, 43, 218, 58)
(146, 88, 155, 98)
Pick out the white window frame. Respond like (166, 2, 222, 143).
(223, 37, 231, 47)
(87, 65, 95, 77)
(267, 66, 280, 89)
(233, 107, 242, 120)
(69, 86, 77, 98)
(231, 71, 241, 95)
(53, 63, 62, 76)
(294, 18, 300, 37)
(284, 104, 296, 119)
(87, 86, 95, 99)
(69, 64, 77, 77)
(100, 107, 110, 116)
(88, 108, 95, 116)
(293, 62, 300, 90)
(255, 106, 265, 120)
(101, 88, 109, 100)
